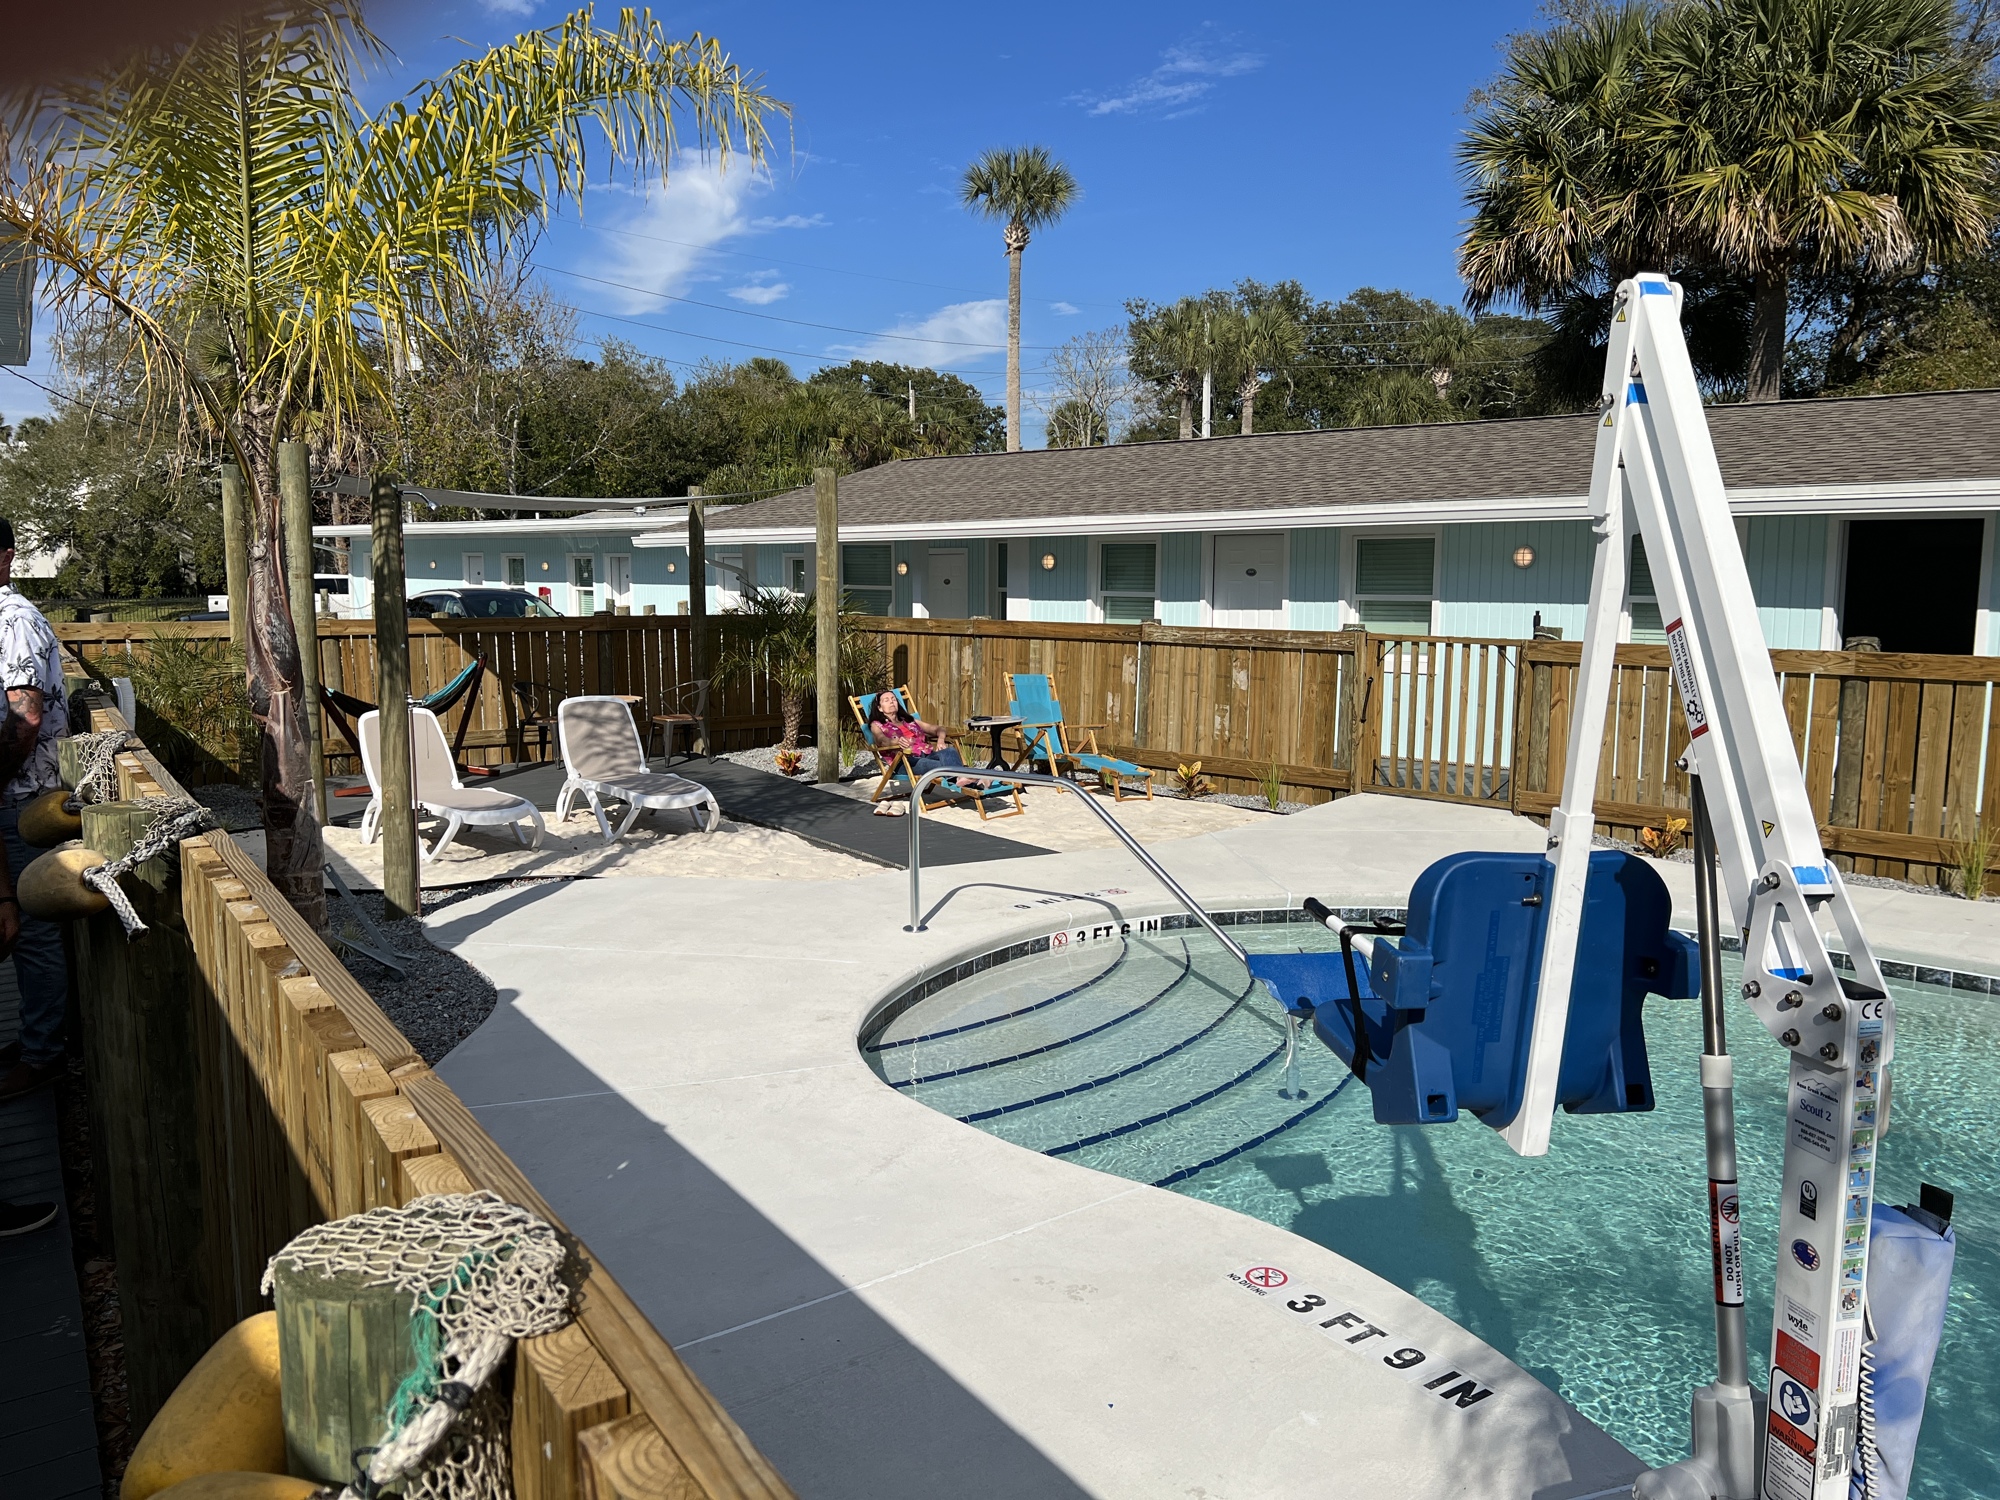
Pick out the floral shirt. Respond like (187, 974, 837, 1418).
(874, 718, 936, 758)
(0, 585, 67, 807)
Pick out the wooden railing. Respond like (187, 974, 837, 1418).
(60, 671, 794, 1498)
(56, 615, 2000, 890)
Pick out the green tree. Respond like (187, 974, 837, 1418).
(1126, 296, 1214, 439)
(807, 360, 1006, 453)
(0, 405, 222, 598)
(0, 4, 781, 918)
(960, 145, 1079, 451)
(1214, 302, 1304, 434)
(708, 587, 884, 752)
(1462, 0, 2000, 402)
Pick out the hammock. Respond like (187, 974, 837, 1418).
(323, 657, 489, 787)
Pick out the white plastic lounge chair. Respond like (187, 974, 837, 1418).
(555, 695, 721, 843)
(358, 707, 546, 862)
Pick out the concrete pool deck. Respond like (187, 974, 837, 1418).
(425, 794, 2000, 1500)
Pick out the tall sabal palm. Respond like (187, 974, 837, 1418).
(1216, 303, 1303, 434)
(1130, 298, 1209, 439)
(0, 4, 780, 921)
(1459, 3, 1667, 311)
(1639, 0, 2000, 400)
(960, 145, 1078, 451)
(1462, 0, 2000, 403)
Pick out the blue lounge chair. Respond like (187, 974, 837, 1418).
(1005, 673, 1153, 802)
(849, 687, 1024, 820)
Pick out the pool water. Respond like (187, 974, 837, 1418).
(865, 919, 1997, 1496)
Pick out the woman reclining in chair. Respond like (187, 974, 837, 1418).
(867, 690, 993, 811)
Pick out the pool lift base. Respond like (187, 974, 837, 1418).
(1255, 278, 1952, 1500)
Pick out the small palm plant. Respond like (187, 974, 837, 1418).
(709, 588, 886, 756)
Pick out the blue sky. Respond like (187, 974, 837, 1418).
(4, 1, 1547, 434)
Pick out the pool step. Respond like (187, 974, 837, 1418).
(962, 995, 1300, 1156)
(875, 939, 1225, 1089)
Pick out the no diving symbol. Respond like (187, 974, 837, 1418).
(1244, 1266, 1289, 1290)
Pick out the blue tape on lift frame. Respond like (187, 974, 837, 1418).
(1640, 281, 1675, 295)
(1627, 382, 1649, 404)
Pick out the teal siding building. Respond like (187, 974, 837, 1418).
(325, 391, 2000, 656)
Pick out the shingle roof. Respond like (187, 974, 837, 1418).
(709, 388, 2000, 533)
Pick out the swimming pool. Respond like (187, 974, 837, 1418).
(863, 913, 1996, 1498)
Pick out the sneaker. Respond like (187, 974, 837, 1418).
(0, 1200, 58, 1236)
(0, 1058, 63, 1102)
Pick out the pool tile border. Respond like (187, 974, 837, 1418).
(864, 907, 2000, 1049)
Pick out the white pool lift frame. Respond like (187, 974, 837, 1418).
(1519, 275, 1895, 1500)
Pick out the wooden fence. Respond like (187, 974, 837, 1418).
(874, 618, 2000, 890)
(57, 616, 794, 781)
(61, 675, 794, 1498)
(56, 615, 2000, 890)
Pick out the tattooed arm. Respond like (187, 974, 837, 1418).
(0, 684, 45, 788)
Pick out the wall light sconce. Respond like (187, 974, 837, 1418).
(540, 561, 550, 572)
(1041, 552, 1057, 571)
(428, 559, 437, 569)
(667, 561, 678, 574)
(1512, 545, 1536, 569)
(895, 560, 909, 576)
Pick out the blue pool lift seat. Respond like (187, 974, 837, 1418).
(1248, 850, 1697, 1132)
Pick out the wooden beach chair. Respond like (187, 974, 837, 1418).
(1005, 673, 1154, 802)
(848, 687, 1023, 821)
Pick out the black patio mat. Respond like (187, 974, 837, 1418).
(479, 756, 1051, 868)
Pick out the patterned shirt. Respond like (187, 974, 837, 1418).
(0, 586, 67, 807)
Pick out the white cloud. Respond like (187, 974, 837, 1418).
(1050, 301, 1081, 316)
(1077, 37, 1263, 117)
(728, 271, 790, 305)
(751, 213, 826, 230)
(832, 300, 1007, 367)
(587, 156, 769, 309)
(480, 0, 535, 14)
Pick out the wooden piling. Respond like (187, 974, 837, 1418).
(814, 467, 839, 783)
(515, 1324, 631, 1500)
(577, 1415, 687, 1500)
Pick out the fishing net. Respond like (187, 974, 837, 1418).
(63, 728, 130, 811)
(263, 1192, 574, 1500)
(83, 797, 217, 938)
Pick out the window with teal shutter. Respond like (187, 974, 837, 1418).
(1354, 536, 1435, 633)
(1099, 542, 1156, 624)
(1629, 537, 1665, 643)
(843, 543, 894, 616)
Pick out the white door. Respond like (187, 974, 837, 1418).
(606, 554, 632, 612)
(1212, 533, 1286, 627)
(924, 549, 969, 620)
(463, 552, 485, 585)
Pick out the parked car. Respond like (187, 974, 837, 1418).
(407, 587, 563, 619)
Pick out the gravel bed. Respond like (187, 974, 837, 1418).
(323, 878, 564, 1064)
(1588, 832, 1987, 899)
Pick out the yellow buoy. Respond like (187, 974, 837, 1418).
(18, 787, 81, 848)
(122, 1313, 287, 1500)
(17, 843, 111, 921)
(148, 1476, 323, 1500)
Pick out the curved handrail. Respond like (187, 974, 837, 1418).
(905, 767, 1249, 964)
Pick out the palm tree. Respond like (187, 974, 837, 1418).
(1216, 303, 1303, 434)
(1461, 0, 2000, 403)
(960, 146, 1079, 451)
(1639, 0, 2000, 400)
(1130, 298, 1209, 439)
(0, 4, 781, 920)
(709, 588, 885, 754)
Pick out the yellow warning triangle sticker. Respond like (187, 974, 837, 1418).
(1603, 411, 1615, 427)
(1762, 820, 1775, 837)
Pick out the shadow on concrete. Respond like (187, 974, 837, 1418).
(911, 880, 1135, 934)
(440, 994, 1091, 1500)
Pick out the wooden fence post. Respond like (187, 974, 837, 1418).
(687, 487, 707, 749)
(222, 462, 249, 650)
(279, 440, 326, 821)
(515, 1324, 631, 1500)
(70, 801, 219, 1428)
(371, 474, 420, 920)
(814, 468, 840, 782)
(577, 1414, 675, 1500)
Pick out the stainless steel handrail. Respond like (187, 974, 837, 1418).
(905, 767, 1249, 963)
